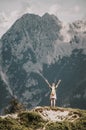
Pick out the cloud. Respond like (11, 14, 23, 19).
(19, 0, 30, 14)
(48, 4, 61, 14)
(74, 5, 81, 13)
(0, 1, 31, 37)
(0, 0, 85, 37)
(47, 3, 83, 23)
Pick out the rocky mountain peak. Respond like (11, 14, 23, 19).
(0, 13, 86, 111)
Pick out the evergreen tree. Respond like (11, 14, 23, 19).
(4, 98, 25, 114)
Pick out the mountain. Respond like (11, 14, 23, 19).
(0, 13, 86, 112)
(0, 11, 28, 38)
(0, 106, 86, 130)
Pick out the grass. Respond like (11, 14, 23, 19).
(0, 117, 28, 130)
(18, 111, 46, 129)
(0, 107, 86, 130)
(45, 108, 86, 130)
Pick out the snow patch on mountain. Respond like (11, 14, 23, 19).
(60, 23, 71, 42)
(0, 67, 13, 96)
(72, 20, 86, 33)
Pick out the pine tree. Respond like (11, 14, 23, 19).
(4, 98, 25, 114)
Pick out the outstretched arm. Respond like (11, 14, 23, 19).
(45, 79, 52, 88)
(56, 79, 61, 88)
(39, 72, 52, 88)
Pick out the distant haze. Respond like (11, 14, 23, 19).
(0, 0, 86, 37)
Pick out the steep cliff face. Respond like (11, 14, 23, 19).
(0, 13, 86, 110)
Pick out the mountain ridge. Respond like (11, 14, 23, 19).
(0, 13, 86, 111)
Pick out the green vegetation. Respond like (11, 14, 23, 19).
(0, 107, 86, 130)
(0, 117, 28, 130)
(45, 119, 86, 130)
(4, 98, 25, 114)
(45, 109, 86, 130)
(18, 111, 45, 129)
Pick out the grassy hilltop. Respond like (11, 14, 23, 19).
(0, 106, 86, 130)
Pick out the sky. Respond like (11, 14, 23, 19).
(0, 0, 86, 37)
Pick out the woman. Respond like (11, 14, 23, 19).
(45, 79, 61, 107)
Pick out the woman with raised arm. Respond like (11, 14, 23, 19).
(49, 80, 61, 107)
(39, 72, 61, 107)
(45, 79, 61, 107)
